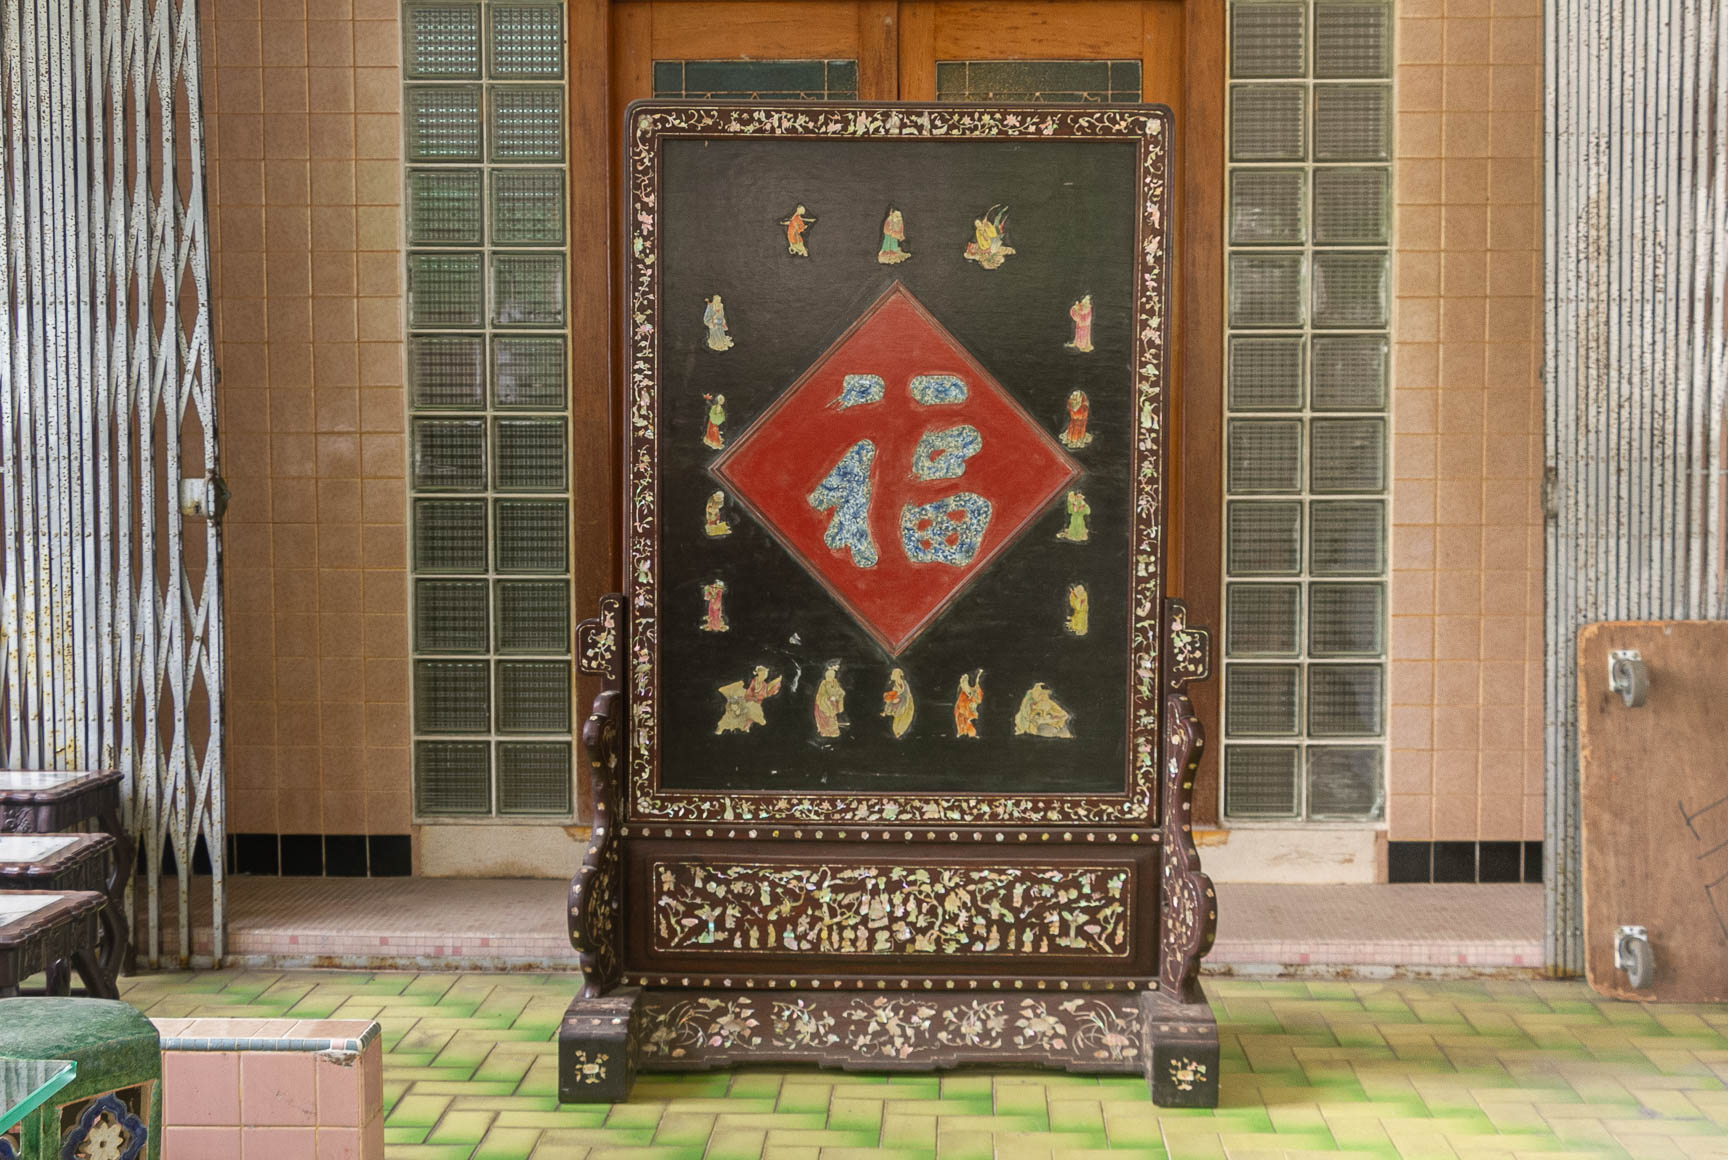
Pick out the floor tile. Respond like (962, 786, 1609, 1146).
(118, 972, 1728, 1160)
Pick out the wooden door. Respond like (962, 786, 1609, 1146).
(571, 0, 1224, 820)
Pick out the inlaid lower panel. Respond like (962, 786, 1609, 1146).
(624, 840, 1160, 982)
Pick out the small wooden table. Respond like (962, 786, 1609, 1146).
(0, 835, 120, 991)
(0, 772, 132, 974)
(0, 891, 113, 999)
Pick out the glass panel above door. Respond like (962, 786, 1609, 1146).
(652, 59, 859, 100)
(935, 59, 1141, 103)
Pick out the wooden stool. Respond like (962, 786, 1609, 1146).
(0, 836, 120, 993)
(0, 772, 133, 974)
(0, 892, 114, 1000)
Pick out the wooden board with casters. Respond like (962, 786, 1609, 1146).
(1579, 620, 1728, 1002)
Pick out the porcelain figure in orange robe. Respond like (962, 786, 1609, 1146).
(953, 670, 983, 738)
(1060, 390, 1093, 449)
(781, 204, 816, 257)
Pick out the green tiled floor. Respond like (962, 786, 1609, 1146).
(120, 972, 1728, 1159)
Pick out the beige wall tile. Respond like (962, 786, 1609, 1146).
(1390, 31, 1544, 849)
(1432, 795, 1479, 840)
(1387, 795, 1433, 841)
(207, 0, 406, 841)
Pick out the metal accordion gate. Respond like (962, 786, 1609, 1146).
(0, 0, 223, 965)
(1544, 0, 1728, 974)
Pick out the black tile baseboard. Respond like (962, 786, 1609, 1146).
(225, 833, 413, 878)
(1387, 840, 1544, 884)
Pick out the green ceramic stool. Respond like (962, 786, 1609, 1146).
(0, 998, 160, 1160)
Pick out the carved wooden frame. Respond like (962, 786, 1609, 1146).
(621, 102, 1174, 827)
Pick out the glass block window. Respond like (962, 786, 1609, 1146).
(404, 0, 572, 820)
(1224, 0, 1390, 824)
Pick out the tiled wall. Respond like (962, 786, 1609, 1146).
(1388, 0, 1544, 845)
(196, 0, 1547, 868)
(206, 0, 413, 849)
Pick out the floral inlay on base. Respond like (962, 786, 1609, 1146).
(641, 993, 1143, 1065)
(651, 861, 1132, 957)
(1169, 1056, 1208, 1093)
(566, 1050, 610, 1086)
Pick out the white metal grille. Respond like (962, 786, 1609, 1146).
(1, 0, 224, 964)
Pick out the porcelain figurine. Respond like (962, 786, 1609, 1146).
(703, 294, 734, 351)
(1067, 583, 1089, 636)
(781, 204, 816, 257)
(882, 668, 915, 738)
(704, 490, 732, 538)
(702, 392, 726, 449)
(813, 663, 847, 738)
(1066, 294, 1094, 352)
(700, 579, 728, 633)
(877, 207, 910, 265)
(1013, 682, 1073, 739)
(716, 665, 782, 734)
(953, 670, 983, 739)
(963, 205, 1015, 270)
(1060, 390, 1093, 449)
(1056, 489, 1091, 543)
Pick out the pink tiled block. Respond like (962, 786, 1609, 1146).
(316, 1126, 362, 1159)
(163, 1050, 241, 1126)
(241, 1051, 318, 1126)
(163, 1125, 242, 1159)
(244, 1125, 318, 1157)
(315, 1052, 362, 1126)
(361, 1039, 382, 1121)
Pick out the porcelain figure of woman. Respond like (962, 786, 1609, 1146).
(813, 664, 846, 738)
(877, 208, 910, 265)
(1066, 295, 1094, 352)
(882, 668, 915, 738)
(703, 294, 734, 351)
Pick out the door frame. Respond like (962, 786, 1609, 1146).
(567, 0, 1225, 822)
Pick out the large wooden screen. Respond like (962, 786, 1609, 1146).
(562, 101, 1217, 1106)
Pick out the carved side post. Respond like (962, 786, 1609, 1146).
(559, 593, 640, 1103)
(1140, 599, 1221, 1108)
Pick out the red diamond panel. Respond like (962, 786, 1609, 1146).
(713, 284, 1080, 655)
